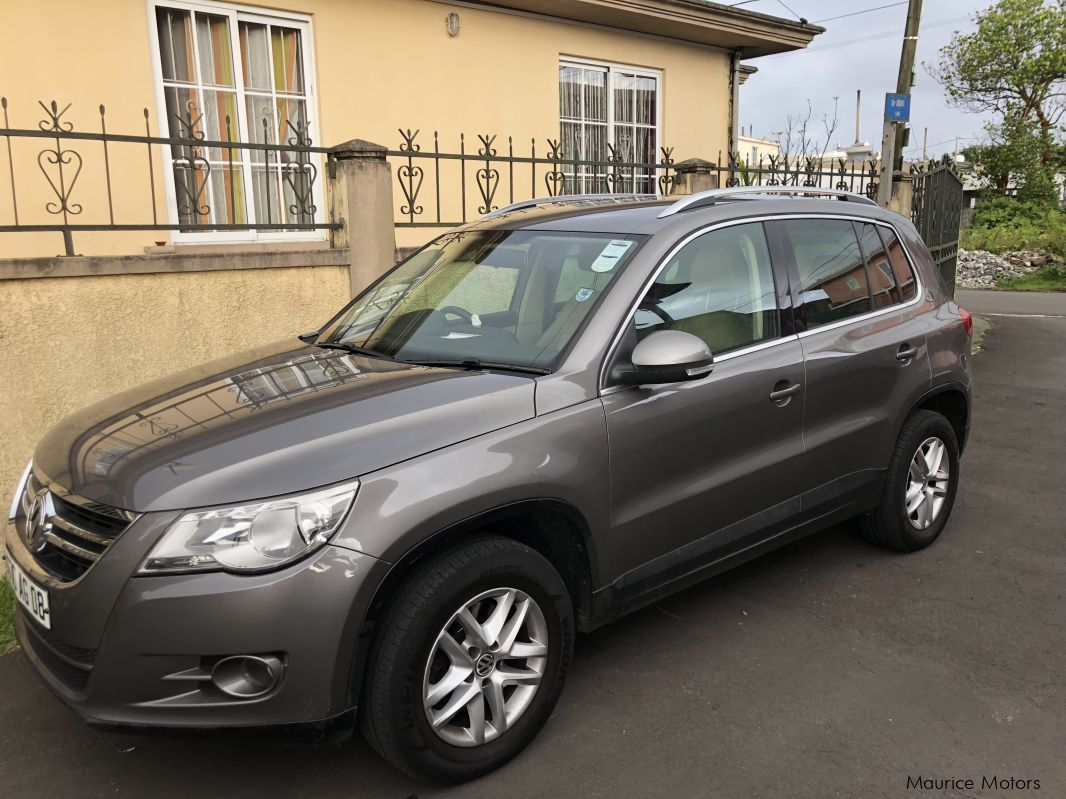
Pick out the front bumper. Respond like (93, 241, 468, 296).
(5, 514, 389, 729)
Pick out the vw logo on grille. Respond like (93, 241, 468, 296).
(24, 490, 53, 554)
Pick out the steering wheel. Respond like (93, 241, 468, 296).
(438, 305, 475, 324)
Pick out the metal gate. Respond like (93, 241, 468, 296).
(910, 164, 964, 295)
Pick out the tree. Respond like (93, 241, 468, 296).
(772, 99, 840, 165)
(932, 0, 1065, 178)
(962, 115, 1061, 203)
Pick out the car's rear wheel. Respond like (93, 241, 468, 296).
(860, 409, 960, 551)
(361, 537, 574, 784)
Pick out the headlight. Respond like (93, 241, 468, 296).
(9, 460, 33, 521)
(140, 481, 359, 575)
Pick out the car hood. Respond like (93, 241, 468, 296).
(34, 340, 536, 512)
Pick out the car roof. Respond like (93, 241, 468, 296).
(461, 192, 903, 238)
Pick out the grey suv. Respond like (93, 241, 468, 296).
(5, 187, 973, 783)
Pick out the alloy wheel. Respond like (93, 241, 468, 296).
(905, 436, 951, 530)
(422, 587, 549, 747)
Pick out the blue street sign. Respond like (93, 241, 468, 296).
(885, 93, 911, 122)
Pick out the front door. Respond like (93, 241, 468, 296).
(602, 221, 806, 584)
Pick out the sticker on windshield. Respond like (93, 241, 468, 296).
(575, 287, 594, 302)
(590, 239, 634, 272)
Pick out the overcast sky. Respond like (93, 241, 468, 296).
(738, 0, 996, 160)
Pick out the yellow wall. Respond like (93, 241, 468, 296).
(0, 0, 731, 510)
(0, 265, 351, 516)
(0, 0, 730, 257)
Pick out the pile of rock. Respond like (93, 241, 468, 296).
(956, 249, 1043, 289)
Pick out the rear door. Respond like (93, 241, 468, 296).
(602, 221, 806, 582)
(774, 216, 933, 510)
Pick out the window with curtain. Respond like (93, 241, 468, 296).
(559, 61, 660, 195)
(153, 2, 319, 239)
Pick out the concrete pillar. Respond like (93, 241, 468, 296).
(672, 158, 719, 195)
(329, 139, 396, 297)
(889, 170, 915, 218)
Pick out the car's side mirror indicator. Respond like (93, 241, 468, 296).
(614, 330, 714, 386)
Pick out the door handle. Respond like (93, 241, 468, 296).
(896, 343, 919, 362)
(769, 381, 802, 403)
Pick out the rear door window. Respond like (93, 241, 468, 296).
(857, 223, 898, 309)
(877, 226, 919, 302)
(782, 219, 871, 328)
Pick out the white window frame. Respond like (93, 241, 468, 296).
(146, 0, 324, 244)
(558, 56, 663, 195)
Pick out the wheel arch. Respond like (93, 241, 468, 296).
(909, 383, 970, 453)
(346, 498, 599, 708)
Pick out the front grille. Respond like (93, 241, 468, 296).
(17, 608, 96, 691)
(18, 471, 134, 582)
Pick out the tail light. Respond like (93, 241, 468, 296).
(959, 307, 973, 339)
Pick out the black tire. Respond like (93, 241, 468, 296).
(360, 537, 574, 784)
(860, 409, 960, 551)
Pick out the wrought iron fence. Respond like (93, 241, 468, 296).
(0, 97, 339, 255)
(385, 128, 883, 229)
(385, 129, 678, 227)
(716, 152, 881, 197)
(910, 162, 963, 293)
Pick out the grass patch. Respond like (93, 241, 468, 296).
(1, 577, 18, 655)
(961, 223, 1066, 256)
(996, 266, 1066, 291)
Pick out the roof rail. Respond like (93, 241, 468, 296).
(657, 186, 878, 218)
(482, 193, 653, 219)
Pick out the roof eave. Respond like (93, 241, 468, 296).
(455, 0, 824, 57)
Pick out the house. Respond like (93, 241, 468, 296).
(0, 0, 822, 510)
(737, 128, 780, 167)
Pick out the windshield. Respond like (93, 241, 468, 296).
(319, 229, 642, 371)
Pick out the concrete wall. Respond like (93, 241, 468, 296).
(0, 0, 730, 257)
(0, 261, 351, 515)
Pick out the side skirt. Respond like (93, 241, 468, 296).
(585, 470, 883, 631)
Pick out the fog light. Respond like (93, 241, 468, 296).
(211, 654, 283, 699)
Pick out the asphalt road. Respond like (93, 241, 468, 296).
(2, 301, 1064, 798)
(957, 288, 1066, 317)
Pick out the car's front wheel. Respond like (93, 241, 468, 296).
(361, 537, 574, 783)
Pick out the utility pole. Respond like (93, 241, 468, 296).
(878, 0, 923, 207)
(922, 127, 928, 163)
(892, 0, 923, 172)
(854, 89, 862, 144)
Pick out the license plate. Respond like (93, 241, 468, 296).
(7, 556, 51, 629)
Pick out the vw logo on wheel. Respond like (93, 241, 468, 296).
(23, 490, 53, 554)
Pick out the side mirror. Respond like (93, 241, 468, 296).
(298, 330, 320, 344)
(614, 330, 714, 386)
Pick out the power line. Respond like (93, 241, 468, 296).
(814, 2, 908, 24)
(903, 135, 980, 155)
(775, 0, 803, 21)
(759, 15, 972, 59)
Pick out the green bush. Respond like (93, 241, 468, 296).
(962, 198, 1066, 256)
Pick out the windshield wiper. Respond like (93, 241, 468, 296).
(313, 341, 389, 359)
(400, 358, 549, 376)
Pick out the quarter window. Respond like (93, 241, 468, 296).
(559, 60, 660, 194)
(635, 223, 779, 355)
(784, 219, 871, 328)
(152, 2, 320, 241)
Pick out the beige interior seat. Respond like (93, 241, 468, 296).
(668, 239, 757, 353)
